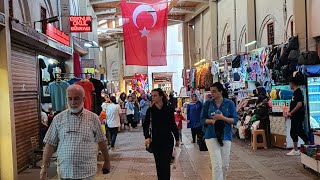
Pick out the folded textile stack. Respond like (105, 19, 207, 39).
(301, 145, 320, 160)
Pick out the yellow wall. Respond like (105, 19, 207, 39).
(0, 1, 18, 178)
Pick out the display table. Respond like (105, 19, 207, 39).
(301, 135, 320, 176)
(270, 115, 304, 149)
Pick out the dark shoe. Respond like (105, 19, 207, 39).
(192, 140, 196, 143)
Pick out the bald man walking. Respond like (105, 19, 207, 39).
(40, 85, 111, 180)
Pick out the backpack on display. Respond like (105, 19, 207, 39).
(232, 55, 241, 68)
(280, 45, 289, 65)
(288, 50, 300, 71)
(288, 36, 299, 50)
(298, 51, 320, 65)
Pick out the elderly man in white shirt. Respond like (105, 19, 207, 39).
(40, 85, 110, 180)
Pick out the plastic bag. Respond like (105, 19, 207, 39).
(171, 147, 181, 170)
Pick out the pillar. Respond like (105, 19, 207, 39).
(0, 0, 18, 179)
(210, 0, 218, 60)
(246, 0, 256, 51)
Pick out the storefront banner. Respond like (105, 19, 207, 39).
(81, 59, 95, 68)
(46, 24, 70, 46)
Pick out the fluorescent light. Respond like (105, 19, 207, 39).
(100, 47, 103, 51)
(194, 62, 200, 66)
(92, 41, 99, 47)
(245, 40, 257, 47)
(48, 59, 54, 64)
(84, 42, 93, 48)
(200, 59, 206, 63)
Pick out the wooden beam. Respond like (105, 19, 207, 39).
(90, 0, 120, 5)
(167, 15, 185, 22)
(184, 3, 209, 22)
(95, 8, 117, 15)
(168, 0, 180, 11)
(171, 7, 195, 14)
(179, 0, 209, 3)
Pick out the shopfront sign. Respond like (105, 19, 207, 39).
(69, 16, 92, 32)
(0, 13, 5, 26)
(81, 59, 94, 68)
(46, 24, 70, 46)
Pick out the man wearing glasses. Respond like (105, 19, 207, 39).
(40, 85, 111, 180)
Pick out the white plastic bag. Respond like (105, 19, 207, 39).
(171, 147, 181, 170)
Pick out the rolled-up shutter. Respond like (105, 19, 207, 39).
(11, 44, 39, 172)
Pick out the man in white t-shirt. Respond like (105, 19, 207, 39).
(105, 96, 121, 151)
(125, 96, 135, 131)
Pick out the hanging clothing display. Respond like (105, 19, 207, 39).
(90, 78, 104, 115)
(48, 81, 70, 112)
(76, 80, 95, 111)
(67, 78, 82, 85)
(73, 52, 82, 78)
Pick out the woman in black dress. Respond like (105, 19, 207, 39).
(143, 88, 180, 180)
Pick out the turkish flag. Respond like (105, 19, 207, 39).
(121, 0, 168, 66)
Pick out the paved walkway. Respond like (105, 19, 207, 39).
(18, 123, 319, 180)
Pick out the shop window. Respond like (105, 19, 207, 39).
(267, 23, 275, 45)
(227, 35, 231, 54)
(41, 6, 47, 33)
(9, 0, 13, 17)
(290, 21, 294, 37)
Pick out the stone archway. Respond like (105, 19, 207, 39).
(205, 36, 212, 60)
(284, 15, 294, 41)
(44, 0, 54, 17)
(220, 23, 230, 57)
(238, 25, 247, 53)
(257, 14, 277, 47)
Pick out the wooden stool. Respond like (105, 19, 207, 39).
(251, 129, 267, 151)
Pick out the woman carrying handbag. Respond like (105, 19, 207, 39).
(143, 88, 180, 180)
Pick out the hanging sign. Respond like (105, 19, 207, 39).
(46, 24, 70, 46)
(69, 16, 92, 32)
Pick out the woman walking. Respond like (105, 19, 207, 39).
(140, 94, 150, 125)
(143, 88, 180, 180)
(186, 94, 203, 143)
(201, 82, 238, 180)
(105, 96, 121, 151)
(119, 92, 127, 130)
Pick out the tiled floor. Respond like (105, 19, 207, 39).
(18, 123, 320, 180)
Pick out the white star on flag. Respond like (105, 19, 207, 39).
(139, 27, 150, 37)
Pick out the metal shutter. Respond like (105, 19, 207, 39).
(11, 44, 39, 172)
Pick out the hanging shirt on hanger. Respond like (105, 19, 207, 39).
(48, 81, 70, 112)
(76, 81, 95, 111)
(90, 78, 105, 115)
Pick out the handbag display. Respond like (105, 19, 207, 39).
(298, 51, 320, 65)
(232, 55, 241, 68)
(288, 36, 299, 50)
(146, 111, 153, 153)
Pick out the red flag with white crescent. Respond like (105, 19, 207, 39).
(121, 0, 168, 66)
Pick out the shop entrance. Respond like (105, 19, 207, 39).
(152, 72, 173, 92)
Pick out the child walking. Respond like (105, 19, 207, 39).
(174, 108, 186, 145)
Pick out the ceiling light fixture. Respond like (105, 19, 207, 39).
(245, 40, 257, 47)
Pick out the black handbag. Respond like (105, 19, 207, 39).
(288, 36, 299, 50)
(146, 111, 153, 153)
(298, 51, 320, 65)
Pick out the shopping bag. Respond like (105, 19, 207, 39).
(171, 147, 181, 170)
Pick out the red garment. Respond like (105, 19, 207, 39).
(120, 0, 168, 66)
(76, 81, 95, 110)
(73, 52, 82, 78)
(174, 114, 185, 129)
